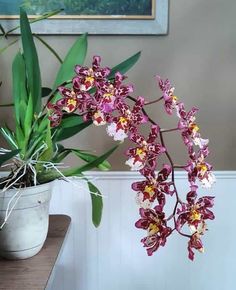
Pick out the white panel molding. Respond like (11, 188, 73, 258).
(85, 170, 236, 180)
(1, 171, 234, 289)
(1, 170, 235, 179)
(48, 171, 236, 290)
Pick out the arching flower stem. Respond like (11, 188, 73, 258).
(144, 96, 163, 106)
(161, 128, 179, 133)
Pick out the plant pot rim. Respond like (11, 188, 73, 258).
(0, 181, 54, 197)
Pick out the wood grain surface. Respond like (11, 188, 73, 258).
(0, 215, 71, 290)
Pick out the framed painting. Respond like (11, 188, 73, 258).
(0, 0, 168, 35)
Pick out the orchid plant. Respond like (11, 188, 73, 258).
(0, 9, 216, 261)
(0, 8, 140, 227)
(47, 57, 216, 261)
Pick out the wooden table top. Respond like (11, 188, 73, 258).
(0, 215, 71, 290)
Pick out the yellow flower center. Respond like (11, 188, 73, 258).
(94, 111, 101, 118)
(119, 116, 128, 125)
(103, 92, 113, 100)
(85, 76, 95, 83)
(144, 185, 155, 197)
(197, 163, 207, 174)
(148, 223, 159, 235)
(67, 99, 77, 106)
(190, 209, 201, 222)
(190, 123, 199, 132)
(172, 95, 178, 102)
(136, 148, 145, 155)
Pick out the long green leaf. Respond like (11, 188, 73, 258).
(53, 147, 111, 170)
(52, 33, 87, 91)
(20, 7, 41, 114)
(60, 114, 84, 128)
(0, 127, 18, 149)
(53, 120, 92, 142)
(37, 145, 118, 186)
(2, 9, 62, 37)
(53, 150, 71, 163)
(37, 114, 50, 133)
(24, 95, 33, 136)
(12, 52, 27, 123)
(87, 181, 103, 227)
(15, 121, 25, 151)
(38, 122, 53, 162)
(0, 150, 20, 166)
(63, 145, 118, 176)
(72, 150, 111, 171)
(109, 51, 141, 79)
(19, 99, 27, 125)
(0, 39, 18, 54)
(25, 134, 45, 159)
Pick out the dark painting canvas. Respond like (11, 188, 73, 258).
(0, 0, 154, 19)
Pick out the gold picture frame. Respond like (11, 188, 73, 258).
(0, 0, 155, 19)
(0, 0, 168, 35)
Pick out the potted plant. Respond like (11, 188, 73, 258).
(0, 8, 216, 262)
(0, 8, 139, 259)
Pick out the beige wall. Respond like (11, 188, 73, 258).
(0, 0, 235, 170)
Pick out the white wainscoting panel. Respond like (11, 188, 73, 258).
(49, 171, 236, 290)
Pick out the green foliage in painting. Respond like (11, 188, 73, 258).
(22, 0, 152, 16)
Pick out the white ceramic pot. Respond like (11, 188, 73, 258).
(0, 182, 52, 260)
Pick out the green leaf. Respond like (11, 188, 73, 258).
(15, 121, 25, 150)
(63, 145, 118, 176)
(72, 150, 111, 171)
(52, 33, 87, 92)
(12, 52, 27, 123)
(109, 51, 141, 79)
(20, 7, 41, 114)
(19, 99, 27, 125)
(53, 150, 71, 163)
(0, 39, 18, 54)
(35, 122, 54, 173)
(24, 95, 33, 136)
(42, 87, 52, 98)
(53, 119, 92, 142)
(24, 134, 45, 159)
(2, 9, 62, 37)
(88, 181, 103, 227)
(0, 127, 18, 149)
(60, 114, 84, 128)
(30, 9, 63, 23)
(38, 121, 53, 162)
(37, 115, 50, 133)
(0, 150, 20, 166)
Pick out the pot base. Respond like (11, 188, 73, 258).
(0, 242, 44, 260)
